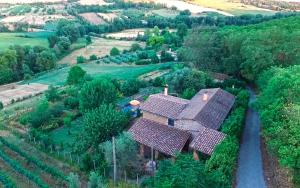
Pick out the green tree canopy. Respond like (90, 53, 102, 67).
(67, 66, 86, 85)
(79, 104, 129, 150)
(79, 78, 118, 111)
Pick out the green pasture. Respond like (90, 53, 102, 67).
(25, 62, 173, 86)
(0, 32, 52, 50)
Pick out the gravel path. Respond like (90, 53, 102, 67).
(236, 87, 267, 188)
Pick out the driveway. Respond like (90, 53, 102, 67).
(236, 87, 267, 188)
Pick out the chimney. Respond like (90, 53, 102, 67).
(203, 92, 208, 101)
(164, 84, 168, 96)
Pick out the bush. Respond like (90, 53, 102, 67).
(130, 43, 142, 52)
(89, 54, 97, 61)
(110, 47, 120, 56)
(67, 66, 86, 85)
(135, 59, 151, 65)
(64, 96, 79, 109)
(45, 85, 60, 102)
(77, 56, 87, 64)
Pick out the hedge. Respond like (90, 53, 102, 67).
(204, 89, 250, 187)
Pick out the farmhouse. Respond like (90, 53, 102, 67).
(129, 86, 235, 159)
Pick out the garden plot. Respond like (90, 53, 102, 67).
(58, 37, 144, 64)
(0, 83, 48, 106)
(1, 14, 73, 27)
(105, 28, 146, 39)
(79, 12, 106, 25)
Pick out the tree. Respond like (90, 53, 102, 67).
(80, 104, 129, 150)
(79, 78, 118, 111)
(177, 23, 188, 39)
(67, 66, 86, 85)
(67, 173, 80, 188)
(144, 154, 215, 188)
(120, 79, 141, 97)
(101, 132, 138, 176)
(88, 172, 107, 188)
(0, 101, 3, 110)
(130, 43, 142, 52)
(77, 56, 86, 64)
(45, 85, 60, 102)
(110, 47, 120, 56)
(89, 55, 97, 61)
(36, 50, 56, 71)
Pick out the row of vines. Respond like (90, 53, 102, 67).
(0, 170, 17, 188)
(0, 137, 67, 182)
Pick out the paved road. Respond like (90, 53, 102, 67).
(236, 87, 267, 188)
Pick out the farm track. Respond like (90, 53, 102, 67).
(1, 145, 65, 188)
(0, 157, 38, 188)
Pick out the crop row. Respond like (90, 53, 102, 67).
(0, 137, 67, 181)
(0, 170, 17, 188)
(0, 149, 49, 188)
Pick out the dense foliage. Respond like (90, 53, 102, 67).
(0, 45, 56, 84)
(79, 78, 118, 111)
(255, 65, 300, 184)
(77, 104, 129, 151)
(182, 16, 300, 81)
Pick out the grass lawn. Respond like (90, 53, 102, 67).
(0, 32, 52, 50)
(25, 62, 173, 86)
(50, 118, 84, 150)
(187, 0, 276, 16)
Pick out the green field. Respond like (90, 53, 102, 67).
(0, 32, 51, 50)
(25, 63, 172, 86)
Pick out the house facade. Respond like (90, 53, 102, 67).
(128, 86, 235, 159)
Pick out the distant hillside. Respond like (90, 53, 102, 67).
(240, 0, 300, 11)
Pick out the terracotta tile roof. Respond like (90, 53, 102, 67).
(190, 126, 226, 155)
(140, 94, 189, 119)
(128, 118, 191, 156)
(178, 88, 235, 130)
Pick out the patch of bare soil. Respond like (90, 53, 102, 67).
(261, 137, 294, 188)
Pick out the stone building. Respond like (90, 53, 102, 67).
(128, 86, 235, 159)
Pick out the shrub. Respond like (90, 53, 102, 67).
(77, 56, 87, 64)
(135, 59, 151, 65)
(130, 43, 142, 52)
(89, 54, 97, 61)
(64, 96, 79, 109)
(45, 85, 60, 102)
(67, 66, 86, 85)
(110, 47, 120, 56)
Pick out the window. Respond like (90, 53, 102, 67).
(168, 118, 174, 126)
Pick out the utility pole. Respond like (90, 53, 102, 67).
(112, 136, 117, 186)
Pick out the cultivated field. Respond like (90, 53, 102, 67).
(79, 12, 106, 25)
(0, 32, 50, 50)
(105, 28, 146, 39)
(0, 83, 48, 106)
(25, 63, 172, 86)
(1, 14, 72, 26)
(58, 37, 144, 64)
(187, 0, 277, 15)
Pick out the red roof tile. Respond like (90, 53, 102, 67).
(128, 118, 191, 156)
